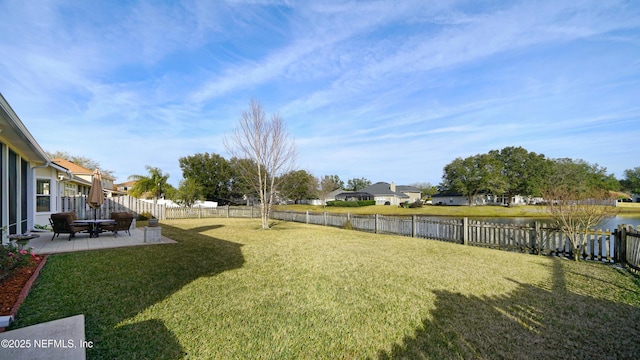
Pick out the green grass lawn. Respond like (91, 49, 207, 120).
(11, 218, 640, 359)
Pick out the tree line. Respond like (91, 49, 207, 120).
(439, 146, 630, 206)
(50, 146, 640, 209)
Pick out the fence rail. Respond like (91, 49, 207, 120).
(272, 210, 626, 263)
(61, 195, 165, 220)
(618, 226, 640, 272)
(57, 200, 639, 267)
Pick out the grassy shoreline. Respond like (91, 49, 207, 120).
(276, 203, 640, 217)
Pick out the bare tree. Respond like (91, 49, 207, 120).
(544, 186, 618, 261)
(224, 99, 297, 229)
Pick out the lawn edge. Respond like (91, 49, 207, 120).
(0, 254, 49, 332)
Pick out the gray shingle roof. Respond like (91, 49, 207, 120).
(361, 182, 409, 198)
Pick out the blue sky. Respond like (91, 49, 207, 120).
(1, 0, 639, 187)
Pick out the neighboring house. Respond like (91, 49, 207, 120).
(117, 180, 137, 193)
(322, 189, 346, 204)
(633, 194, 640, 203)
(0, 93, 74, 243)
(432, 192, 487, 206)
(334, 191, 374, 201)
(51, 158, 119, 197)
(431, 192, 529, 206)
(360, 182, 421, 206)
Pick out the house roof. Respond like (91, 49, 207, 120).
(324, 189, 347, 200)
(117, 180, 137, 187)
(397, 185, 421, 193)
(335, 191, 374, 198)
(52, 158, 94, 175)
(0, 93, 49, 164)
(361, 182, 409, 198)
(52, 158, 114, 180)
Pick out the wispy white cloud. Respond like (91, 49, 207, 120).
(1, 0, 638, 186)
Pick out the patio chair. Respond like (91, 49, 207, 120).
(49, 212, 91, 241)
(100, 212, 134, 237)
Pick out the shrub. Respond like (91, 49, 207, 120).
(409, 200, 423, 208)
(326, 200, 375, 207)
(0, 243, 41, 280)
(138, 211, 154, 221)
(343, 219, 354, 230)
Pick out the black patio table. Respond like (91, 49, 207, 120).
(73, 219, 115, 238)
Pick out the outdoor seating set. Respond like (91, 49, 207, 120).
(49, 211, 134, 241)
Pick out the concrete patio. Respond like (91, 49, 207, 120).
(21, 227, 176, 255)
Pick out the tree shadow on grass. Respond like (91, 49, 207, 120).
(11, 223, 244, 359)
(187, 224, 224, 234)
(378, 259, 640, 360)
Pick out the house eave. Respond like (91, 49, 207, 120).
(0, 93, 49, 164)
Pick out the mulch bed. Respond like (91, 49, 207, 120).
(1, 256, 46, 319)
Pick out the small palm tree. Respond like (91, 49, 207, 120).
(128, 165, 173, 205)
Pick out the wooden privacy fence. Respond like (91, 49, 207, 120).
(57, 200, 639, 267)
(271, 210, 634, 264)
(165, 205, 260, 219)
(60, 195, 165, 220)
(616, 225, 640, 272)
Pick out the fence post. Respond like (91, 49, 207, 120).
(375, 214, 379, 234)
(619, 225, 627, 265)
(534, 221, 541, 255)
(412, 215, 416, 237)
(226, 205, 230, 218)
(324, 212, 327, 227)
(306, 210, 309, 224)
(462, 217, 469, 245)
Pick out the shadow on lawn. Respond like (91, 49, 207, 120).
(11, 222, 244, 359)
(378, 259, 640, 360)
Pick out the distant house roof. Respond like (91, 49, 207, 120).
(361, 182, 409, 198)
(324, 189, 347, 200)
(334, 191, 374, 201)
(51, 158, 94, 175)
(397, 185, 421, 193)
(52, 158, 114, 180)
(117, 180, 137, 188)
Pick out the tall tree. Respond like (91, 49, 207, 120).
(410, 182, 438, 199)
(128, 166, 174, 204)
(347, 177, 371, 191)
(323, 175, 344, 191)
(621, 167, 640, 194)
(440, 154, 505, 205)
(179, 152, 232, 201)
(174, 178, 205, 207)
(549, 158, 617, 196)
(224, 99, 297, 229)
(318, 175, 344, 206)
(228, 157, 259, 203)
(490, 146, 552, 206)
(278, 170, 318, 203)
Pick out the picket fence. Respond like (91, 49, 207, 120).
(165, 205, 260, 219)
(60, 195, 166, 220)
(57, 198, 640, 267)
(618, 226, 640, 272)
(271, 210, 634, 264)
